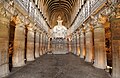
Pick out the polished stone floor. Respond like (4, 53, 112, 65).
(5, 53, 111, 78)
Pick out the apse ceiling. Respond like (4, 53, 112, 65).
(42, 0, 78, 29)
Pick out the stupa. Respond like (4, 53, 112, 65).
(52, 16, 67, 38)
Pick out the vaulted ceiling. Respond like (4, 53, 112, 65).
(40, 0, 79, 29)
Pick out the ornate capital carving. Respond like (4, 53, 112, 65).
(80, 27, 85, 36)
(11, 15, 21, 25)
(90, 16, 98, 26)
(27, 23, 34, 31)
(85, 23, 93, 33)
(97, 14, 108, 24)
(94, 22, 104, 29)
(24, 19, 30, 25)
(32, 26, 37, 31)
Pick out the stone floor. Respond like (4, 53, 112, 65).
(5, 53, 111, 78)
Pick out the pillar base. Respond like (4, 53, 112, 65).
(35, 43, 40, 58)
(13, 62, 25, 67)
(39, 52, 43, 56)
(35, 53, 40, 58)
(0, 64, 9, 77)
(76, 53, 80, 56)
(93, 63, 106, 69)
(27, 58, 35, 61)
(74, 52, 76, 55)
(80, 55, 84, 58)
(85, 58, 92, 62)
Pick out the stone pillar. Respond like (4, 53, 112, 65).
(48, 38, 51, 51)
(12, 24, 25, 67)
(85, 25, 93, 62)
(0, 14, 10, 77)
(73, 35, 75, 54)
(68, 37, 72, 53)
(111, 17, 120, 78)
(44, 35, 47, 53)
(73, 35, 77, 54)
(80, 28, 85, 58)
(38, 33, 40, 56)
(44, 34, 47, 54)
(76, 34, 80, 56)
(27, 27, 35, 61)
(33, 31, 36, 58)
(64, 39, 68, 53)
(42, 34, 45, 54)
(71, 36, 75, 54)
(46, 36, 48, 52)
(35, 32, 40, 58)
(93, 23, 106, 69)
(40, 33, 43, 55)
(75, 34, 77, 55)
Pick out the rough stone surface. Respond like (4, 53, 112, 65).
(93, 26, 106, 69)
(111, 19, 120, 78)
(85, 30, 93, 62)
(80, 30, 85, 58)
(27, 30, 35, 61)
(0, 15, 10, 77)
(13, 26, 25, 67)
(5, 54, 111, 78)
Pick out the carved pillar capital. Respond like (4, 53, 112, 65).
(24, 17, 29, 25)
(11, 15, 22, 25)
(85, 23, 93, 33)
(94, 22, 104, 29)
(27, 23, 34, 31)
(80, 27, 85, 35)
(98, 14, 108, 24)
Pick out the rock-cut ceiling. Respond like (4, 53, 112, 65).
(42, 0, 78, 29)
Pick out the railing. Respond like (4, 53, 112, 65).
(15, 0, 29, 12)
(68, 0, 107, 35)
(14, 0, 49, 33)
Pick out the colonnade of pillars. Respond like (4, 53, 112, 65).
(68, 22, 107, 69)
(12, 25, 48, 67)
(67, 13, 120, 78)
(0, 17, 49, 77)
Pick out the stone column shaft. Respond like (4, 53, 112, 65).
(42, 34, 45, 54)
(111, 18, 120, 78)
(27, 29, 35, 61)
(12, 25, 25, 67)
(85, 27, 93, 62)
(48, 38, 51, 51)
(0, 15, 10, 77)
(76, 34, 80, 56)
(71, 38, 74, 53)
(73, 35, 76, 54)
(68, 38, 72, 52)
(80, 29, 85, 58)
(93, 23, 106, 69)
(40, 34, 43, 55)
(44, 35, 47, 53)
(35, 32, 40, 58)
